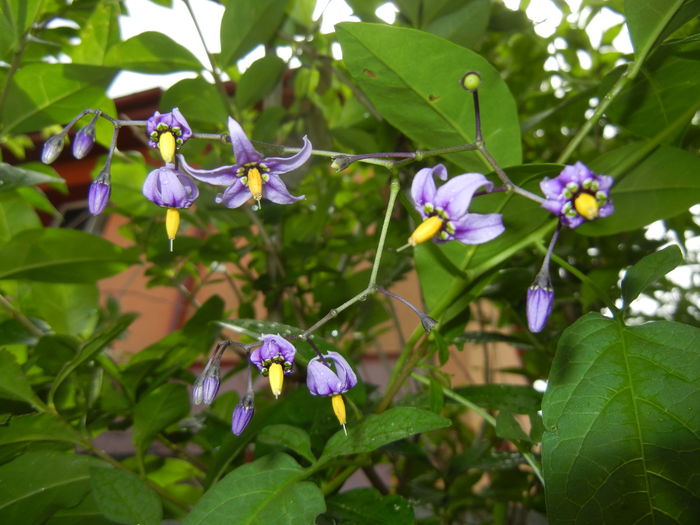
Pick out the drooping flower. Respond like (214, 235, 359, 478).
(179, 117, 311, 208)
(527, 272, 554, 333)
(88, 172, 111, 215)
(408, 164, 504, 247)
(142, 162, 199, 250)
(307, 351, 358, 432)
(249, 335, 296, 398)
(231, 393, 255, 435)
(146, 108, 192, 163)
(540, 162, 614, 228)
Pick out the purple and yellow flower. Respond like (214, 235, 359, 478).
(408, 164, 504, 247)
(231, 393, 255, 435)
(180, 117, 311, 208)
(307, 351, 358, 432)
(540, 162, 614, 228)
(142, 163, 199, 249)
(249, 335, 296, 398)
(146, 108, 192, 164)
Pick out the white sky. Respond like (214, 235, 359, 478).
(110, 0, 631, 98)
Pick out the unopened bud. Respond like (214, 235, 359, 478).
(88, 179, 111, 215)
(231, 393, 255, 435)
(41, 135, 65, 164)
(331, 155, 352, 172)
(526, 278, 554, 333)
(72, 125, 96, 159)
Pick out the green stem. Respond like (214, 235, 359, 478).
(0, 292, 44, 338)
(557, 0, 684, 164)
(369, 178, 399, 287)
(411, 373, 495, 425)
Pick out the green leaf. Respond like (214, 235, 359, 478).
(104, 31, 202, 73)
(337, 22, 521, 173)
(495, 412, 530, 443)
(0, 163, 65, 192)
(452, 384, 542, 414)
(25, 282, 99, 337)
(0, 228, 137, 282)
(69, 0, 120, 65)
(0, 0, 43, 60)
(184, 453, 325, 525)
(0, 451, 109, 524)
(621, 245, 683, 308)
(257, 424, 316, 463)
(219, 0, 290, 67)
(235, 55, 286, 109)
(0, 191, 41, 245)
(423, 0, 490, 49)
(325, 488, 414, 524)
(160, 78, 228, 126)
(542, 314, 700, 523)
(49, 314, 136, 404)
(0, 349, 44, 410)
(581, 144, 700, 235)
(1, 64, 116, 134)
(321, 407, 451, 460)
(0, 413, 84, 447)
(132, 382, 190, 455)
(90, 467, 162, 525)
(625, 0, 684, 56)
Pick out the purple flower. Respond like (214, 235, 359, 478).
(527, 274, 554, 333)
(306, 351, 358, 397)
(231, 393, 255, 435)
(540, 162, 614, 228)
(72, 125, 95, 159)
(306, 351, 357, 431)
(408, 164, 504, 246)
(179, 117, 311, 208)
(88, 178, 111, 215)
(147, 108, 192, 163)
(250, 335, 296, 398)
(142, 163, 199, 209)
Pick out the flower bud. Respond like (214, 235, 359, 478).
(88, 180, 111, 215)
(202, 375, 220, 405)
(41, 135, 65, 164)
(72, 125, 96, 159)
(331, 155, 352, 172)
(231, 394, 255, 435)
(526, 281, 554, 333)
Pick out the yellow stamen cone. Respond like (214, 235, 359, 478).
(574, 193, 599, 220)
(166, 208, 180, 252)
(158, 132, 176, 163)
(408, 216, 443, 246)
(247, 167, 263, 203)
(331, 394, 347, 434)
(268, 363, 284, 398)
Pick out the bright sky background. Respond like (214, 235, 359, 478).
(110, 0, 632, 98)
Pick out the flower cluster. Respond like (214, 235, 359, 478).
(194, 336, 358, 436)
(525, 162, 614, 332)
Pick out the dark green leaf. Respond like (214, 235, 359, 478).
(132, 382, 190, 455)
(0, 228, 137, 282)
(0, 350, 44, 410)
(104, 31, 202, 73)
(621, 245, 683, 308)
(321, 407, 450, 460)
(337, 22, 521, 173)
(160, 78, 228, 126)
(325, 488, 414, 524)
(90, 467, 162, 525)
(495, 412, 530, 443)
(0, 413, 84, 447)
(235, 55, 286, 109)
(0, 163, 64, 192)
(0, 451, 109, 524)
(184, 453, 325, 525)
(424, 0, 490, 49)
(1, 64, 116, 134)
(542, 314, 700, 523)
(257, 424, 316, 463)
(452, 385, 542, 414)
(219, 0, 289, 67)
(582, 144, 700, 235)
(625, 0, 684, 56)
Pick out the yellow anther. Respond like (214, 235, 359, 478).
(247, 167, 263, 202)
(158, 132, 176, 163)
(331, 394, 347, 427)
(166, 208, 180, 252)
(408, 216, 443, 246)
(574, 193, 599, 220)
(268, 363, 284, 398)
